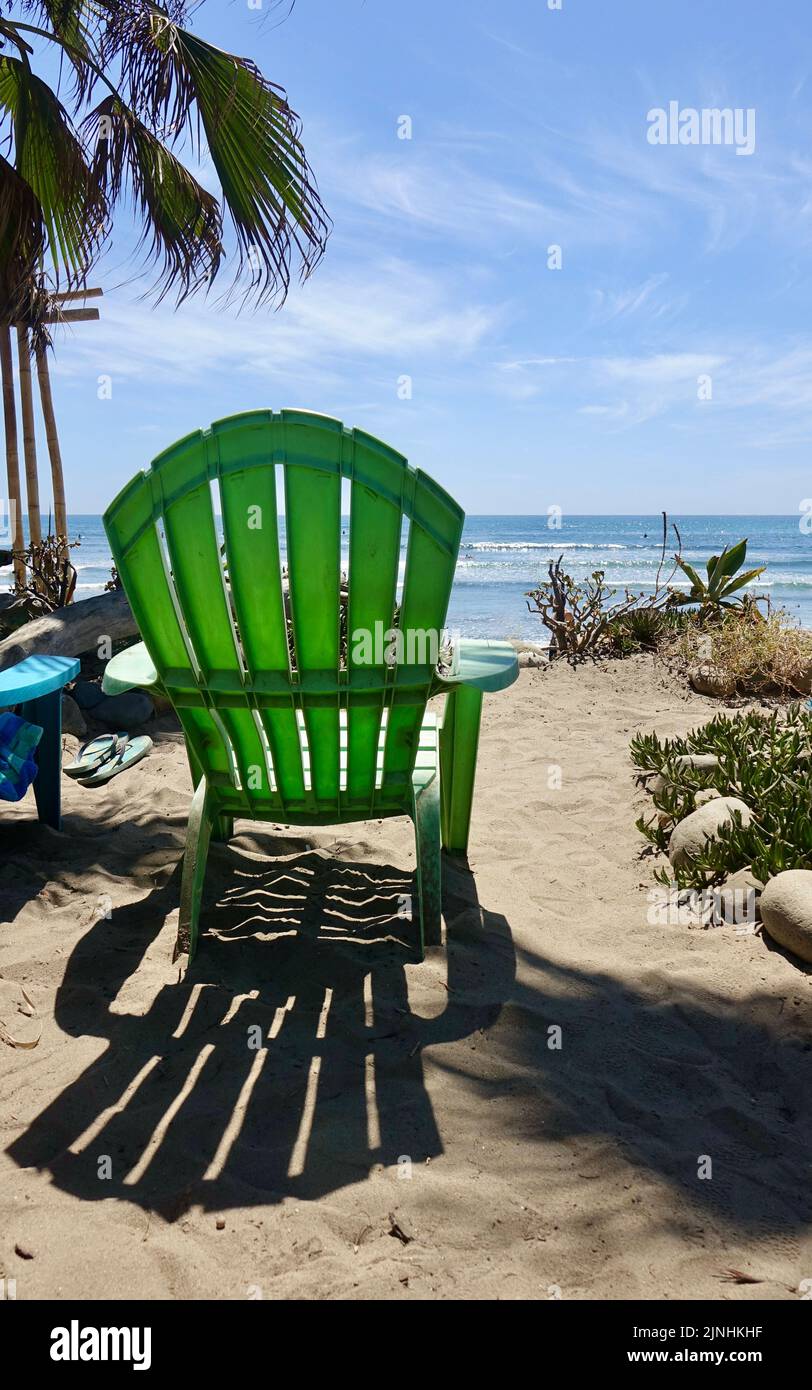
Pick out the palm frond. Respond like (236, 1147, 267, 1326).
(0, 54, 106, 282)
(108, 12, 329, 300)
(0, 0, 329, 316)
(16, 3, 91, 52)
(15, 1, 96, 101)
(180, 28, 329, 300)
(84, 93, 222, 302)
(0, 151, 46, 323)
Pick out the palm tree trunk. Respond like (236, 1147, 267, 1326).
(35, 344, 68, 543)
(0, 325, 26, 585)
(16, 325, 41, 546)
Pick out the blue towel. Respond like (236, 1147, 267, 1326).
(0, 710, 43, 802)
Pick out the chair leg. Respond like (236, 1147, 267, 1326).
(20, 689, 63, 830)
(212, 814, 233, 843)
(176, 776, 215, 965)
(439, 685, 483, 853)
(412, 774, 442, 960)
(185, 737, 204, 792)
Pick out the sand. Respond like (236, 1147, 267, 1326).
(1, 655, 810, 1301)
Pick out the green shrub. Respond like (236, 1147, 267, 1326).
(668, 608, 812, 698)
(607, 605, 689, 654)
(631, 705, 812, 888)
(672, 537, 765, 617)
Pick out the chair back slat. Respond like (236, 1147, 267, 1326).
(214, 413, 305, 805)
(152, 432, 239, 679)
(104, 472, 191, 679)
(381, 470, 463, 796)
(346, 430, 405, 803)
(283, 412, 343, 805)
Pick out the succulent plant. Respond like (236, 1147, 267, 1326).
(632, 704, 812, 888)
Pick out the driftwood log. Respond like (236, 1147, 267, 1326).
(0, 589, 137, 671)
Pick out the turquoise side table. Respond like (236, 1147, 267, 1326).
(0, 654, 81, 829)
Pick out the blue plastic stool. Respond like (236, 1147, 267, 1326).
(0, 655, 80, 829)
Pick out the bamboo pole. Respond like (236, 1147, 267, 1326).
(0, 325, 26, 585)
(15, 325, 41, 546)
(51, 287, 104, 302)
(35, 343, 67, 541)
(41, 307, 100, 324)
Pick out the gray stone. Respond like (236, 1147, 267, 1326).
(72, 679, 104, 710)
(92, 690, 155, 729)
(652, 753, 720, 796)
(714, 866, 765, 927)
(668, 796, 752, 869)
(689, 664, 736, 698)
(760, 869, 812, 964)
(675, 753, 719, 772)
(60, 693, 87, 738)
(694, 787, 722, 808)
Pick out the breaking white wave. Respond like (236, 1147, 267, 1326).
(464, 541, 626, 552)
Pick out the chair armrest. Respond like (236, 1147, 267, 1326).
(433, 638, 519, 694)
(102, 641, 159, 696)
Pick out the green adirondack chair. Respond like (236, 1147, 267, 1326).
(102, 410, 518, 965)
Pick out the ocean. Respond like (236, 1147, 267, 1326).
(4, 514, 812, 639)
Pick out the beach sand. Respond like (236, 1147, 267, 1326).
(1, 655, 810, 1301)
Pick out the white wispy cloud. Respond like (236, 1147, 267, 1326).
(578, 125, 812, 253)
(589, 273, 672, 323)
(337, 156, 558, 240)
(491, 346, 812, 439)
(322, 110, 812, 263)
(600, 352, 726, 386)
(51, 259, 504, 386)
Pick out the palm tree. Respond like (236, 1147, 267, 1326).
(0, 1, 329, 592)
(0, 0, 329, 324)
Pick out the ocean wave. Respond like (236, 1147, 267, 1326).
(463, 541, 626, 552)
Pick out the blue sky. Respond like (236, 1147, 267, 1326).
(35, 0, 812, 513)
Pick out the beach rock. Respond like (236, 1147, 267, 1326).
(760, 870, 812, 963)
(151, 692, 176, 717)
(676, 753, 719, 772)
(92, 691, 154, 729)
(511, 639, 549, 668)
(668, 796, 752, 869)
(715, 866, 765, 927)
(60, 693, 86, 738)
(694, 787, 722, 808)
(72, 679, 104, 710)
(689, 664, 736, 698)
(652, 753, 720, 796)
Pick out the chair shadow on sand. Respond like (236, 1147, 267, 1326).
(7, 809, 812, 1238)
(8, 832, 515, 1218)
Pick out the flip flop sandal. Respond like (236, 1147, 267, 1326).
(78, 734, 153, 787)
(63, 732, 129, 780)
